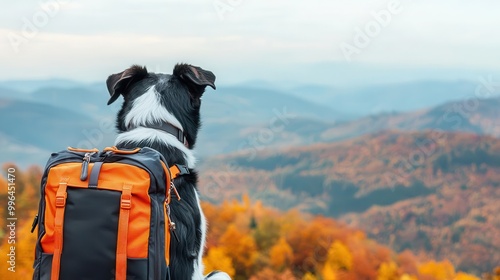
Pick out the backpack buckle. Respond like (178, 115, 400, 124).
(121, 194, 132, 209)
(56, 180, 68, 208)
(55, 195, 66, 207)
(121, 185, 133, 209)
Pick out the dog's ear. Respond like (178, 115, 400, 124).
(173, 63, 216, 98)
(106, 65, 148, 105)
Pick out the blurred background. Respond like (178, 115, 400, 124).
(0, 0, 499, 279)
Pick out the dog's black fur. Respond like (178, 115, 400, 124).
(106, 64, 229, 280)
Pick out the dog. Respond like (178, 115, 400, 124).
(106, 64, 231, 280)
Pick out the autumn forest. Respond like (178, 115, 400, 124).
(0, 165, 499, 280)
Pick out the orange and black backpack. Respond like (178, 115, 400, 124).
(32, 146, 187, 280)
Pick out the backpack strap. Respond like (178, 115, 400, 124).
(164, 164, 189, 203)
(160, 163, 188, 266)
(169, 164, 190, 179)
(51, 178, 69, 280)
(116, 184, 133, 280)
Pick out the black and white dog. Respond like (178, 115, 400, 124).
(106, 64, 230, 280)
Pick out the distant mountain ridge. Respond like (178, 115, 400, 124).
(290, 80, 484, 115)
(320, 96, 500, 142)
(0, 98, 109, 166)
(0, 83, 341, 167)
(0, 79, 87, 93)
(1, 78, 490, 115)
(1, 79, 499, 167)
(236, 95, 500, 153)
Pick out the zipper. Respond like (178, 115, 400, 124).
(166, 184, 180, 243)
(153, 198, 162, 280)
(80, 152, 96, 181)
(166, 204, 179, 242)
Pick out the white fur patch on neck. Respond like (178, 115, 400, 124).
(124, 86, 184, 130)
(114, 127, 196, 168)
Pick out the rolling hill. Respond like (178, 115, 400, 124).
(0, 84, 344, 167)
(212, 95, 500, 158)
(197, 131, 500, 274)
(320, 96, 500, 142)
(0, 79, 86, 93)
(2, 82, 499, 170)
(0, 99, 116, 167)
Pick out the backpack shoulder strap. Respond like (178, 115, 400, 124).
(168, 164, 190, 180)
(161, 163, 189, 204)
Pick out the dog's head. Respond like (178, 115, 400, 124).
(106, 64, 216, 148)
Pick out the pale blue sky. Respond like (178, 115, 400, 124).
(1, 0, 499, 85)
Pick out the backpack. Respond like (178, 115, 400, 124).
(32, 146, 188, 280)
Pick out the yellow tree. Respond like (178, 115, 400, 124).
(322, 263, 337, 280)
(377, 261, 399, 280)
(454, 272, 480, 280)
(326, 240, 353, 270)
(302, 272, 318, 280)
(418, 260, 455, 280)
(321, 240, 352, 279)
(400, 274, 418, 280)
(203, 246, 235, 278)
(269, 237, 293, 270)
(219, 224, 258, 277)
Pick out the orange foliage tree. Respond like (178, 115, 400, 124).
(218, 224, 258, 278)
(418, 260, 455, 280)
(202, 246, 235, 278)
(269, 237, 293, 270)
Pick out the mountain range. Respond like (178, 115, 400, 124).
(289, 80, 482, 115)
(1, 78, 499, 274)
(1, 79, 499, 167)
(0, 81, 342, 166)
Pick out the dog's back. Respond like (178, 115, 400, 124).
(107, 64, 230, 280)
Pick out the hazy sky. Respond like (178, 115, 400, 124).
(1, 0, 499, 85)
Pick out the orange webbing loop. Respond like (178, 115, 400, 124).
(168, 165, 182, 180)
(104, 146, 141, 154)
(115, 184, 133, 280)
(51, 179, 69, 280)
(67, 147, 99, 153)
(161, 163, 182, 205)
